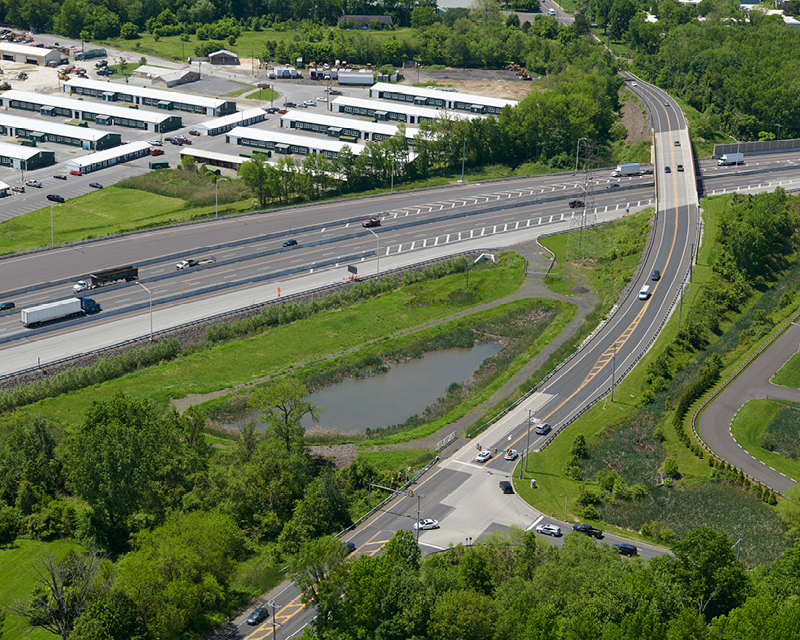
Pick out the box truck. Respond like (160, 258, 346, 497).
(717, 153, 744, 166)
(21, 297, 101, 327)
(611, 163, 640, 177)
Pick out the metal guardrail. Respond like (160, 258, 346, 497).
(0, 249, 491, 383)
(435, 431, 457, 451)
(689, 307, 800, 497)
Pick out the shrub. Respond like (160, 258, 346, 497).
(663, 458, 680, 479)
(582, 505, 601, 520)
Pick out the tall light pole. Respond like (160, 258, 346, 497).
(50, 202, 61, 247)
(215, 177, 229, 218)
(575, 136, 588, 174)
(611, 343, 617, 402)
(525, 410, 531, 473)
(460, 138, 466, 182)
(367, 226, 380, 277)
(135, 281, 153, 341)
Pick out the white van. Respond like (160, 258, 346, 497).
(638, 285, 651, 300)
(549, 8, 556, 15)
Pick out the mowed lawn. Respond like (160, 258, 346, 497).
(773, 352, 800, 388)
(0, 187, 187, 255)
(0, 539, 87, 640)
(731, 399, 800, 482)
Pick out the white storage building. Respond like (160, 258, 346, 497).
(331, 96, 483, 124)
(369, 82, 517, 115)
(63, 141, 151, 175)
(0, 112, 121, 149)
(0, 42, 62, 66)
(226, 126, 368, 160)
(194, 108, 267, 136)
(280, 110, 419, 143)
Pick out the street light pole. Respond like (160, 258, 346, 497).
(525, 410, 531, 473)
(215, 177, 228, 218)
(135, 281, 153, 341)
(460, 138, 465, 182)
(367, 227, 380, 277)
(611, 344, 617, 402)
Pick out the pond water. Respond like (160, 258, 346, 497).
(299, 342, 503, 434)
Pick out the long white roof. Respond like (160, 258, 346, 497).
(63, 78, 231, 110)
(0, 112, 112, 141)
(370, 82, 518, 109)
(0, 141, 49, 160)
(227, 126, 367, 155)
(67, 141, 150, 168)
(3, 90, 175, 124)
(332, 96, 482, 121)
(0, 42, 56, 57)
(281, 110, 419, 137)
(197, 108, 266, 130)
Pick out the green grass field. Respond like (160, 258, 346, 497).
(22, 256, 526, 423)
(773, 352, 800, 388)
(0, 539, 87, 640)
(731, 400, 800, 482)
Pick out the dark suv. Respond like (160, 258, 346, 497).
(614, 543, 638, 556)
(0, 301, 14, 311)
(499, 481, 514, 494)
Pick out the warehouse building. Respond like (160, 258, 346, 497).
(331, 96, 483, 124)
(0, 180, 9, 197)
(0, 141, 56, 170)
(179, 148, 248, 170)
(194, 108, 267, 136)
(208, 49, 240, 65)
(0, 42, 63, 66)
(1, 90, 182, 132)
(132, 65, 200, 88)
(226, 126, 368, 160)
(63, 78, 236, 117)
(337, 70, 374, 86)
(280, 110, 418, 143)
(0, 113, 121, 150)
(63, 141, 151, 174)
(369, 82, 517, 115)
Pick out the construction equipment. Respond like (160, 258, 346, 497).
(0, 82, 11, 91)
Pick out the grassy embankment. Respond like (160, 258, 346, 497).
(730, 400, 800, 482)
(0, 540, 87, 640)
(512, 195, 799, 564)
(13, 255, 529, 425)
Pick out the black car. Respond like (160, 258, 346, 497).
(499, 480, 514, 494)
(651, 269, 660, 281)
(568, 200, 584, 208)
(0, 301, 14, 311)
(53, 174, 67, 180)
(47, 194, 66, 203)
(343, 541, 356, 553)
(606, 183, 620, 189)
(246, 608, 268, 626)
(283, 239, 298, 247)
(614, 543, 638, 556)
(677, 164, 684, 172)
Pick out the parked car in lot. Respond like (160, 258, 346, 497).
(277, 109, 287, 114)
(25, 179, 42, 188)
(69, 170, 81, 176)
(11, 185, 24, 193)
(53, 174, 67, 180)
(246, 609, 268, 626)
(148, 140, 162, 146)
(413, 519, 439, 530)
(535, 524, 562, 537)
(149, 148, 164, 156)
(47, 194, 65, 203)
(504, 449, 518, 461)
(475, 450, 492, 463)
(188, 130, 200, 135)
(283, 239, 298, 247)
(317, 96, 327, 102)
(89, 182, 103, 189)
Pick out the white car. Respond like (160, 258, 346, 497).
(176, 260, 190, 270)
(148, 140, 162, 146)
(631, 81, 637, 87)
(317, 96, 327, 102)
(475, 450, 492, 463)
(504, 449, 518, 461)
(413, 519, 439, 530)
(535, 524, 562, 537)
(72, 280, 89, 293)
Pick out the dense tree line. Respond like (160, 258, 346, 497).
(290, 526, 800, 639)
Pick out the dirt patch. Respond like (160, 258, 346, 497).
(308, 444, 357, 469)
(571, 286, 589, 294)
(620, 91, 650, 143)
(405, 68, 535, 102)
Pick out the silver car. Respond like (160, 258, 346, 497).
(413, 519, 440, 530)
(535, 524, 562, 537)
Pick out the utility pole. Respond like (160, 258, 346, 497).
(460, 138, 466, 182)
(525, 410, 531, 473)
(611, 344, 617, 402)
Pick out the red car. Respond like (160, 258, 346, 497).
(362, 218, 381, 228)
(89, 182, 103, 189)
(188, 130, 200, 136)
(277, 109, 287, 114)
(69, 170, 82, 176)
(149, 148, 164, 156)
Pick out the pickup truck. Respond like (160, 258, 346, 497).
(572, 524, 603, 538)
(176, 257, 216, 270)
(25, 179, 42, 188)
(362, 218, 381, 228)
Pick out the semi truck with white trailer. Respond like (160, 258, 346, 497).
(73, 265, 138, 293)
(611, 163, 640, 177)
(717, 153, 744, 166)
(21, 297, 101, 327)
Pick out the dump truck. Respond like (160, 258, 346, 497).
(717, 152, 744, 166)
(73, 265, 137, 293)
(611, 163, 640, 177)
(21, 297, 101, 327)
